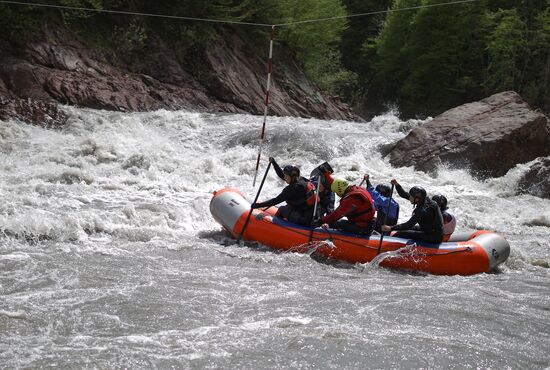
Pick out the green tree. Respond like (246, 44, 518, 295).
(484, 9, 527, 93)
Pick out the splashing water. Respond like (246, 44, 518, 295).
(1, 107, 549, 368)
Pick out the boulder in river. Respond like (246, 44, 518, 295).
(388, 91, 550, 178)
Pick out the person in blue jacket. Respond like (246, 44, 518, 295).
(363, 174, 399, 232)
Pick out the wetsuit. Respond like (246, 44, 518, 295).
(253, 159, 317, 226)
(318, 190, 335, 217)
(321, 185, 376, 235)
(390, 198, 444, 243)
(394, 182, 411, 200)
(310, 175, 335, 218)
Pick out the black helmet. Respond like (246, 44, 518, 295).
(432, 194, 448, 210)
(283, 165, 300, 179)
(409, 186, 427, 200)
(375, 184, 391, 197)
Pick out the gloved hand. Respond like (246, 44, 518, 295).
(251, 202, 262, 209)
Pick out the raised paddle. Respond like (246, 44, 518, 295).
(376, 183, 395, 255)
(237, 161, 272, 244)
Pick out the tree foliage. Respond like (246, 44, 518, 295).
(0, 0, 549, 115)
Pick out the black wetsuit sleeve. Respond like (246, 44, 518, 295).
(391, 212, 419, 231)
(395, 183, 410, 200)
(256, 187, 289, 208)
(366, 177, 373, 188)
(271, 159, 285, 180)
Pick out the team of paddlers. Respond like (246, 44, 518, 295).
(251, 158, 456, 243)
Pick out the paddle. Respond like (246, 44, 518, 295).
(237, 161, 272, 244)
(308, 177, 321, 243)
(376, 183, 395, 255)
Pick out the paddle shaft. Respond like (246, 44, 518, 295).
(376, 183, 395, 255)
(238, 161, 272, 243)
(308, 180, 321, 243)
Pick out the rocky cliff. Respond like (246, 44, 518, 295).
(0, 24, 361, 125)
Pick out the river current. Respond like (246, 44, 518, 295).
(1, 107, 549, 369)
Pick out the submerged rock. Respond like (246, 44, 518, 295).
(531, 259, 549, 268)
(517, 157, 550, 199)
(388, 91, 550, 178)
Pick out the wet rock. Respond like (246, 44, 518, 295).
(0, 24, 360, 121)
(203, 31, 361, 120)
(517, 157, 550, 199)
(388, 91, 550, 178)
(0, 95, 67, 128)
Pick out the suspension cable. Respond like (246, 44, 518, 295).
(274, 0, 480, 27)
(0, 0, 274, 27)
(1, 0, 481, 28)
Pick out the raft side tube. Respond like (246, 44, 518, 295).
(210, 190, 250, 235)
(472, 233, 511, 271)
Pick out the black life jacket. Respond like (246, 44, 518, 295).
(287, 178, 319, 209)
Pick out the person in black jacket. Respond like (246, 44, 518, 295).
(310, 162, 335, 218)
(381, 180, 444, 244)
(251, 157, 318, 226)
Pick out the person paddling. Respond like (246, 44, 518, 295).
(381, 180, 443, 244)
(363, 174, 399, 231)
(310, 162, 335, 218)
(251, 157, 319, 226)
(318, 177, 376, 236)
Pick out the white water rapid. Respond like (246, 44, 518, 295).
(1, 107, 549, 368)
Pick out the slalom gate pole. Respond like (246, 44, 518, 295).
(308, 180, 321, 243)
(252, 25, 276, 188)
(238, 161, 272, 243)
(376, 183, 395, 255)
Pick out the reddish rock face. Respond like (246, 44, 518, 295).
(388, 91, 550, 178)
(0, 24, 361, 124)
(0, 96, 67, 128)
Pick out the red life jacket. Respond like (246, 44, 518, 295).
(342, 185, 376, 225)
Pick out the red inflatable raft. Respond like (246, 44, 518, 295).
(210, 188, 510, 275)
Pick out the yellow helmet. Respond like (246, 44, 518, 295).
(331, 178, 349, 197)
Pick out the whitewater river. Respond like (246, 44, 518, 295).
(1, 107, 549, 369)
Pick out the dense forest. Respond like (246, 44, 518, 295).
(1, 0, 549, 117)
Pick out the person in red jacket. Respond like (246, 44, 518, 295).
(319, 177, 376, 235)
